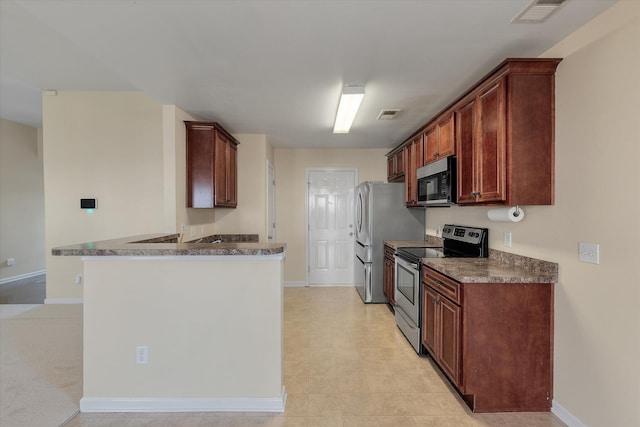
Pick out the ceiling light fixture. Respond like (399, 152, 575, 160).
(333, 85, 365, 133)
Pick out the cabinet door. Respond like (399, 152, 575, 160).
(395, 150, 405, 177)
(423, 126, 438, 164)
(422, 286, 438, 355)
(213, 132, 238, 207)
(404, 136, 423, 206)
(437, 113, 455, 158)
(439, 296, 461, 386)
(387, 156, 395, 181)
(456, 98, 476, 204)
(227, 142, 238, 207)
(186, 124, 215, 208)
(476, 79, 506, 203)
(214, 131, 229, 205)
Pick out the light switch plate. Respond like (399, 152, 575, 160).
(503, 231, 512, 247)
(579, 242, 599, 264)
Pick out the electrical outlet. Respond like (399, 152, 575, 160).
(503, 231, 512, 247)
(75, 274, 83, 284)
(136, 346, 148, 364)
(181, 224, 186, 233)
(6, 258, 15, 266)
(579, 242, 599, 264)
(190, 226, 196, 237)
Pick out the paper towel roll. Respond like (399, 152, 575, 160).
(487, 207, 525, 222)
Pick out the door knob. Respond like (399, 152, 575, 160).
(349, 232, 354, 236)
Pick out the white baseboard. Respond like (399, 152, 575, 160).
(44, 298, 83, 304)
(80, 387, 287, 413)
(284, 282, 356, 288)
(552, 399, 587, 427)
(0, 269, 45, 285)
(284, 281, 307, 287)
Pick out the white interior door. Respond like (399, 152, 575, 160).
(307, 169, 356, 285)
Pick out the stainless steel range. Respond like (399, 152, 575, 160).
(394, 224, 488, 353)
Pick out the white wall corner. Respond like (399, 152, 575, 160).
(552, 400, 588, 427)
(162, 105, 178, 233)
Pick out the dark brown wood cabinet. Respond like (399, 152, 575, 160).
(422, 266, 554, 413)
(383, 245, 396, 306)
(422, 270, 461, 386)
(387, 58, 560, 207)
(404, 135, 423, 207)
(185, 121, 239, 208)
(423, 112, 455, 165)
(386, 147, 405, 183)
(455, 59, 561, 205)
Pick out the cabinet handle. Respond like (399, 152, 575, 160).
(433, 153, 438, 158)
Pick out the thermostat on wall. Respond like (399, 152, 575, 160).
(80, 198, 97, 209)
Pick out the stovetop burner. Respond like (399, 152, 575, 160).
(395, 224, 488, 264)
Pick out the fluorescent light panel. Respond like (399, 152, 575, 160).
(333, 85, 364, 133)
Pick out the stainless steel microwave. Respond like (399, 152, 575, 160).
(417, 157, 457, 206)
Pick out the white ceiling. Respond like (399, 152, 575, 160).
(0, 0, 617, 149)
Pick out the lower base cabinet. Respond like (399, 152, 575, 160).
(422, 266, 553, 413)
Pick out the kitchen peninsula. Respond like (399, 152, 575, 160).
(53, 234, 287, 413)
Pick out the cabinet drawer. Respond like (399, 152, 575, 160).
(422, 267, 461, 305)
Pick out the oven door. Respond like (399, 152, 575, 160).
(394, 256, 421, 352)
(394, 256, 420, 326)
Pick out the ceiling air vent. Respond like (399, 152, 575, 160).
(377, 109, 401, 120)
(512, 0, 567, 23)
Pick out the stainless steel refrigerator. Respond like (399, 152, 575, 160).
(354, 182, 425, 303)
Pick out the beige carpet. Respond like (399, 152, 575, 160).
(0, 304, 82, 427)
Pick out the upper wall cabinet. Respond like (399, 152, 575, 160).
(455, 59, 561, 206)
(387, 58, 561, 207)
(185, 121, 239, 208)
(404, 134, 424, 207)
(423, 112, 455, 165)
(387, 145, 405, 183)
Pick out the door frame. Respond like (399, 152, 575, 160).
(305, 167, 358, 286)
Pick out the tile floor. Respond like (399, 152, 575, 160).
(65, 286, 566, 426)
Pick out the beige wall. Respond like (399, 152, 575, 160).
(424, 4, 640, 425)
(273, 148, 388, 283)
(43, 93, 273, 299)
(43, 92, 166, 300)
(0, 119, 45, 281)
(213, 134, 273, 242)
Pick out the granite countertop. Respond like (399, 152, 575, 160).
(422, 250, 558, 284)
(52, 233, 286, 257)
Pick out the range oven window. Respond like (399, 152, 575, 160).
(396, 261, 417, 304)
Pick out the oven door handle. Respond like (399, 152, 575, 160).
(395, 256, 419, 271)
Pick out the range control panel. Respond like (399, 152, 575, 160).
(442, 224, 487, 245)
